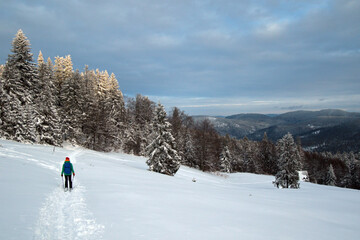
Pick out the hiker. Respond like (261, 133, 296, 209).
(61, 157, 75, 190)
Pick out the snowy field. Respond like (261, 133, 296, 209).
(0, 139, 359, 240)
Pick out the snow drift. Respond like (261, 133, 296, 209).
(0, 139, 359, 240)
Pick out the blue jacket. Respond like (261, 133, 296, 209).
(61, 161, 75, 176)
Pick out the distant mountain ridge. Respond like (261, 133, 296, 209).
(193, 109, 360, 153)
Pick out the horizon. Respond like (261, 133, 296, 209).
(186, 108, 360, 118)
(1, 1, 359, 116)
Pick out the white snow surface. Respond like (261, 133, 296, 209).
(0, 139, 359, 240)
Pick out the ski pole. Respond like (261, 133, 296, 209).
(62, 175, 64, 189)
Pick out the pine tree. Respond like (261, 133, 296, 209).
(53, 55, 73, 107)
(133, 94, 155, 155)
(96, 69, 110, 93)
(92, 69, 113, 150)
(194, 119, 220, 171)
(169, 107, 186, 161)
(53, 57, 65, 106)
(325, 164, 337, 186)
(104, 73, 125, 150)
(35, 51, 62, 145)
(146, 103, 180, 176)
(169, 107, 183, 142)
(220, 145, 232, 173)
(1, 29, 39, 142)
(259, 132, 278, 175)
(275, 133, 302, 188)
(342, 152, 360, 188)
(0, 65, 4, 76)
(60, 70, 83, 143)
(242, 137, 256, 173)
(123, 123, 136, 154)
(229, 139, 244, 172)
(122, 109, 137, 154)
(183, 131, 196, 166)
(0, 73, 6, 137)
(79, 67, 99, 149)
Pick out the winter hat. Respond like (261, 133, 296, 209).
(65, 157, 70, 161)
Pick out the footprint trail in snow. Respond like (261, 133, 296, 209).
(34, 183, 104, 240)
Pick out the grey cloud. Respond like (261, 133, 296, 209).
(281, 105, 304, 110)
(0, 0, 359, 115)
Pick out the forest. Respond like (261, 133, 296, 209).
(1, 30, 359, 189)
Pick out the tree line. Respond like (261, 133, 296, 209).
(1, 30, 359, 189)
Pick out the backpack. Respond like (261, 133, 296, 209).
(64, 161, 72, 175)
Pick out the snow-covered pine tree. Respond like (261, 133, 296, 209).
(342, 152, 360, 188)
(169, 107, 186, 162)
(146, 103, 180, 176)
(60, 69, 83, 143)
(123, 123, 136, 154)
(169, 107, 183, 145)
(242, 137, 256, 173)
(79, 67, 99, 149)
(220, 145, 232, 173)
(339, 153, 351, 187)
(91, 69, 112, 150)
(53, 55, 73, 142)
(1, 29, 39, 142)
(121, 97, 136, 154)
(182, 129, 196, 167)
(229, 139, 244, 172)
(53, 55, 73, 107)
(193, 119, 220, 171)
(53, 57, 65, 106)
(0, 72, 6, 137)
(131, 94, 155, 155)
(104, 73, 126, 150)
(325, 164, 337, 186)
(259, 132, 278, 175)
(36, 51, 62, 145)
(0, 65, 4, 76)
(275, 133, 302, 188)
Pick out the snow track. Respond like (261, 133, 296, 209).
(34, 183, 104, 240)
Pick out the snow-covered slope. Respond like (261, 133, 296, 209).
(0, 139, 359, 240)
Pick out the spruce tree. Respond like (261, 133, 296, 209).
(169, 107, 183, 144)
(133, 94, 155, 155)
(0, 73, 6, 137)
(242, 137, 256, 173)
(80, 67, 99, 149)
(1, 29, 39, 142)
(0, 65, 4, 76)
(60, 69, 83, 143)
(36, 51, 62, 145)
(53, 55, 73, 107)
(275, 133, 302, 188)
(146, 103, 180, 176)
(92, 69, 111, 150)
(259, 132, 278, 175)
(194, 119, 220, 171)
(182, 129, 196, 167)
(325, 164, 337, 186)
(104, 73, 126, 150)
(220, 145, 232, 173)
(169, 107, 186, 162)
(342, 152, 360, 188)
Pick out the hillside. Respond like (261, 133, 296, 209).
(299, 119, 360, 152)
(1, 139, 359, 240)
(194, 109, 360, 152)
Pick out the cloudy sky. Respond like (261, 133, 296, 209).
(0, 0, 359, 116)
